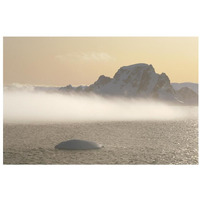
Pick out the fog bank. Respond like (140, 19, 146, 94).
(3, 90, 198, 123)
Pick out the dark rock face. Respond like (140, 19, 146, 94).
(86, 75, 112, 92)
(176, 87, 198, 105)
(95, 75, 112, 86)
(152, 73, 176, 101)
(55, 139, 103, 150)
(171, 82, 198, 94)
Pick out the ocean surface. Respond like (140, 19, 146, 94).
(3, 120, 198, 164)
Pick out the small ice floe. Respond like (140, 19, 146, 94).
(55, 139, 103, 150)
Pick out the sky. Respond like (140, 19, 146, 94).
(3, 37, 198, 86)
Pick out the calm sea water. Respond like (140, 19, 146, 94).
(3, 120, 198, 164)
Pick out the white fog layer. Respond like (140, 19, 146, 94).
(3, 90, 198, 123)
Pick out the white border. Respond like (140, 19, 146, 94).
(0, 1, 199, 200)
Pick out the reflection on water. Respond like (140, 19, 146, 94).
(3, 120, 198, 164)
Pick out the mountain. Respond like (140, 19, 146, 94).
(176, 87, 198, 105)
(86, 63, 178, 101)
(171, 82, 198, 94)
(61, 63, 198, 105)
(5, 64, 198, 105)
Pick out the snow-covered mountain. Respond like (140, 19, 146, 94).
(5, 63, 198, 105)
(61, 63, 197, 105)
(171, 82, 198, 94)
(86, 64, 177, 101)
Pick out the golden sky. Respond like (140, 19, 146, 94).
(3, 37, 198, 86)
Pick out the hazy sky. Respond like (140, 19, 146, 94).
(3, 37, 198, 86)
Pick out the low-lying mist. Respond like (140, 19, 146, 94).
(3, 89, 198, 123)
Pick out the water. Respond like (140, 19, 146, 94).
(3, 120, 198, 164)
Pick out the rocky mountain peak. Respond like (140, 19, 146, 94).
(176, 87, 198, 105)
(94, 75, 112, 86)
(59, 63, 198, 105)
(113, 63, 155, 81)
